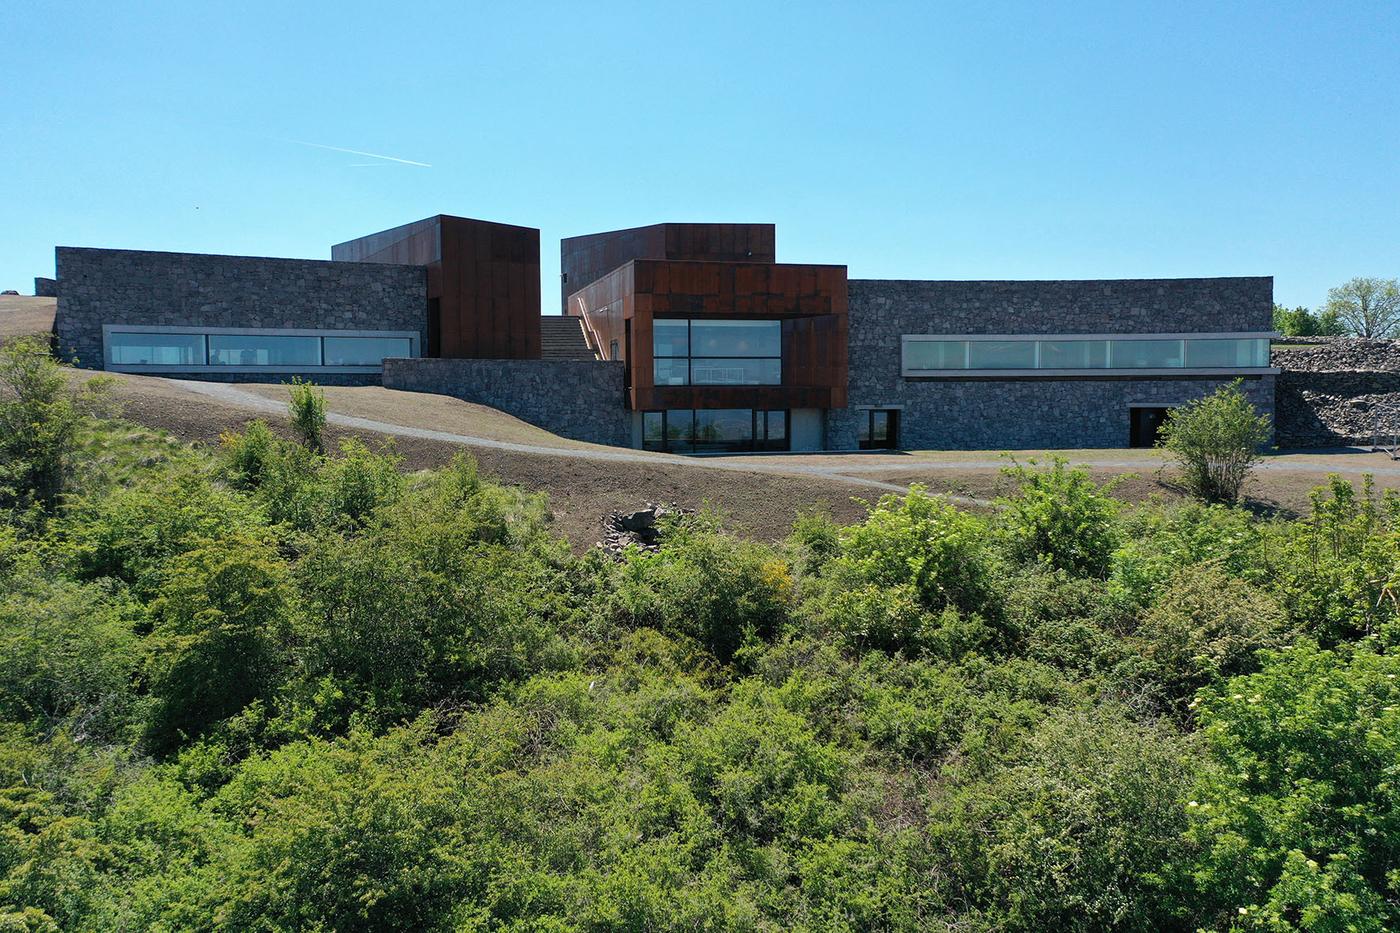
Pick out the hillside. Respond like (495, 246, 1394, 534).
(1, 336, 1398, 929)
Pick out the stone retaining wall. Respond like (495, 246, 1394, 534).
(382, 357, 629, 446)
(33, 277, 56, 298)
(1272, 338, 1400, 446)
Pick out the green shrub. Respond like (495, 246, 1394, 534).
(1135, 565, 1294, 710)
(831, 485, 998, 617)
(1158, 380, 1272, 502)
(219, 418, 277, 489)
(996, 456, 1121, 578)
(1178, 642, 1400, 930)
(0, 336, 108, 513)
(287, 378, 326, 452)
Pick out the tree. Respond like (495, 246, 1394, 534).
(1324, 277, 1400, 338)
(1272, 303, 1344, 337)
(0, 336, 108, 512)
(1157, 380, 1271, 503)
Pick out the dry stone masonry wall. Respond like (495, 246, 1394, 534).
(1272, 337, 1400, 447)
(834, 277, 1275, 450)
(54, 247, 427, 378)
(382, 357, 629, 446)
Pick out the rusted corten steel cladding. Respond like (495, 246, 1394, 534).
(559, 222, 776, 314)
(567, 255, 849, 412)
(333, 215, 541, 360)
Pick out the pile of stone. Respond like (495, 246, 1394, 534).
(1272, 338, 1400, 447)
(598, 503, 693, 559)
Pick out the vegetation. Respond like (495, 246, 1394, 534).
(1158, 380, 1273, 503)
(288, 376, 327, 452)
(1272, 303, 1344, 338)
(2, 353, 1399, 930)
(1324, 276, 1400, 339)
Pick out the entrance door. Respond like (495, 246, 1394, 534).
(1130, 407, 1171, 448)
(859, 409, 900, 450)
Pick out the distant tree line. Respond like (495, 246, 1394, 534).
(1275, 275, 1400, 338)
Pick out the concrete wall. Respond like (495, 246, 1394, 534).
(834, 277, 1276, 449)
(382, 357, 629, 447)
(54, 247, 427, 370)
(790, 408, 824, 452)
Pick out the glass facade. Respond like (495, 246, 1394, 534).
(106, 332, 206, 366)
(642, 409, 789, 453)
(323, 336, 413, 366)
(902, 336, 1271, 373)
(209, 334, 321, 367)
(104, 329, 416, 370)
(652, 318, 782, 386)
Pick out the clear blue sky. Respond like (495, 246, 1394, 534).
(4, 1, 1397, 311)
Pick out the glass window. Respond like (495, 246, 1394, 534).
(968, 340, 1037, 369)
(689, 358, 781, 385)
(903, 340, 967, 371)
(653, 320, 689, 357)
(653, 358, 689, 386)
(322, 336, 412, 366)
(666, 410, 694, 449)
(693, 409, 754, 453)
(106, 332, 205, 366)
(209, 334, 320, 366)
(642, 412, 666, 451)
(1184, 338, 1270, 368)
(764, 410, 786, 442)
(1038, 339, 1108, 369)
(1110, 339, 1183, 368)
(690, 320, 781, 357)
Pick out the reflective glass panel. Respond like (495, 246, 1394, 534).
(968, 340, 1037, 369)
(1184, 338, 1270, 368)
(693, 409, 754, 453)
(665, 410, 694, 448)
(642, 412, 666, 450)
(208, 334, 320, 366)
(689, 358, 781, 385)
(654, 358, 689, 386)
(903, 340, 967, 370)
(690, 320, 781, 357)
(322, 336, 412, 366)
(765, 410, 786, 441)
(1038, 340, 1109, 369)
(106, 332, 205, 366)
(653, 320, 689, 357)
(1110, 339, 1183, 368)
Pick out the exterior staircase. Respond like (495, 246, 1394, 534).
(540, 315, 599, 360)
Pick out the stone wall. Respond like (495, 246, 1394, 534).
(33, 277, 56, 298)
(382, 357, 629, 447)
(54, 247, 427, 369)
(834, 276, 1275, 449)
(1272, 338, 1400, 447)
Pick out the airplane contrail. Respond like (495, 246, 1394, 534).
(281, 138, 432, 167)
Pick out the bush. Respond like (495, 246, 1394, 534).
(1178, 642, 1400, 930)
(831, 486, 998, 618)
(287, 378, 326, 452)
(1158, 380, 1272, 502)
(1135, 565, 1294, 710)
(996, 457, 1121, 577)
(0, 336, 108, 512)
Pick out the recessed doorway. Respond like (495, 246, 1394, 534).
(858, 409, 900, 450)
(1129, 406, 1172, 448)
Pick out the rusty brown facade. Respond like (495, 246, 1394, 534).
(333, 215, 541, 360)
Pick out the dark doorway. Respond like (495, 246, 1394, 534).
(859, 409, 900, 450)
(1130, 407, 1171, 448)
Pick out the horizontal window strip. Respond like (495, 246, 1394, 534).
(901, 335, 1274, 374)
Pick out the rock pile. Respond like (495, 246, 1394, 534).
(598, 503, 693, 559)
(1272, 339, 1400, 447)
